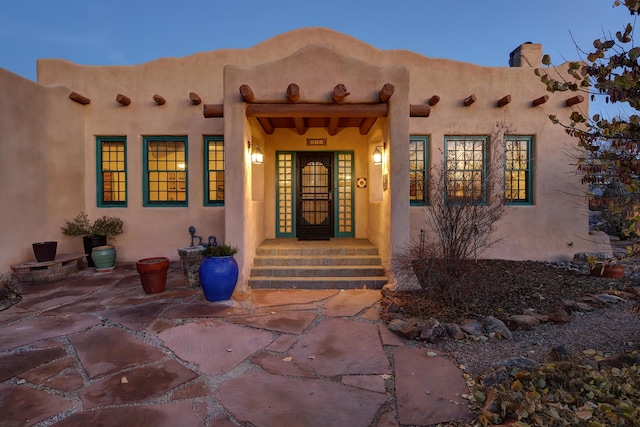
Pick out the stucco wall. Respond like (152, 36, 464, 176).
(0, 68, 84, 279)
(0, 27, 604, 276)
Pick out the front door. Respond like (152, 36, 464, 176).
(297, 153, 333, 240)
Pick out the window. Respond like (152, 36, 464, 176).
(204, 136, 224, 205)
(97, 136, 126, 206)
(444, 136, 487, 202)
(409, 136, 429, 205)
(505, 136, 533, 204)
(143, 136, 187, 206)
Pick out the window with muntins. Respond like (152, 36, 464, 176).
(445, 136, 487, 202)
(410, 136, 428, 205)
(143, 136, 187, 206)
(97, 136, 127, 206)
(204, 136, 224, 205)
(505, 136, 533, 204)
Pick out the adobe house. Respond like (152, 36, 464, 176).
(0, 28, 610, 291)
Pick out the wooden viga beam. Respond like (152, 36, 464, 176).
(116, 94, 131, 106)
(410, 104, 431, 117)
(379, 84, 395, 102)
(203, 104, 223, 118)
(245, 103, 388, 118)
(287, 83, 300, 102)
(69, 91, 90, 105)
(239, 84, 255, 102)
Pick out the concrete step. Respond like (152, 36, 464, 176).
(253, 255, 382, 267)
(247, 276, 389, 290)
(250, 265, 385, 278)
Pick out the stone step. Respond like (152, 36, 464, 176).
(255, 246, 379, 257)
(247, 276, 389, 290)
(253, 255, 382, 267)
(250, 265, 385, 278)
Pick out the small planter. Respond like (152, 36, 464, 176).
(136, 257, 169, 294)
(590, 263, 625, 279)
(199, 256, 239, 302)
(92, 245, 116, 272)
(32, 241, 57, 262)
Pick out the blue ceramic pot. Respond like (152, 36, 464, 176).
(199, 256, 239, 302)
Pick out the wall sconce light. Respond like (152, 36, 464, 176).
(372, 143, 385, 166)
(248, 141, 264, 164)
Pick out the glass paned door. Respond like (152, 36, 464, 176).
(297, 153, 333, 240)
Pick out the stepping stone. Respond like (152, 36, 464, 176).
(229, 311, 316, 334)
(251, 289, 338, 308)
(69, 327, 166, 379)
(50, 401, 203, 427)
(250, 351, 317, 378)
(100, 300, 175, 330)
(0, 314, 100, 351)
(0, 346, 66, 381)
(44, 369, 85, 392)
(0, 384, 73, 425)
(80, 359, 197, 409)
(394, 348, 475, 426)
(218, 371, 387, 427)
(158, 319, 272, 375)
(19, 357, 74, 384)
(322, 289, 381, 317)
(161, 300, 249, 318)
(290, 318, 389, 376)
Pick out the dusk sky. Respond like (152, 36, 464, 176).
(1, 1, 635, 117)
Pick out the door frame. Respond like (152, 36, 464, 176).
(275, 151, 354, 239)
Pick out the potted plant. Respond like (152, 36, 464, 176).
(136, 257, 170, 294)
(587, 254, 625, 279)
(199, 243, 239, 302)
(61, 212, 124, 268)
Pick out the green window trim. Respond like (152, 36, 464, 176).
(335, 151, 355, 238)
(204, 136, 225, 206)
(504, 135, 534, 205)
(143, 136, 188, 207)
(97, 136, 127, 207)
(410, 136, 429, 206)
(276, 151, 295, 238)
(444, 136, 488, 204)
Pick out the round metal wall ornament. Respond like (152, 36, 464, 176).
(356, 177, 367, 188)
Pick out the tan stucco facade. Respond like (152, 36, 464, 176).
(0, 28, 610, 290)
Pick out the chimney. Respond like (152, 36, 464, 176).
(509, 42, 542, 67)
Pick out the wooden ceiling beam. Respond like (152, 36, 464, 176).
(203, 104, 223, 118)
(328, 117, 340, 136)
(240, 84, 255, 102)
(359, 117, 378, 135)
(246, 103, 388, 118)
(410, 104, 431, 117)
(287, 83, 300, 102)
(189, 92, 202, 105)
(293, 117, 306, 135)
(257, 117, 274, 134)
(69, 91, 90, 105)
(333, 84, 350, 103)
(379, 83, 395, 102)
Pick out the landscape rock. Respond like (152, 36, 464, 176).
(460, 319, 483, 336)
(506, 314, 540, 330)
(418, 318, 446, 343)
(547, 307, 571, 323)
(483, 316, 513, 340)
(575, 301, 594, 311)
(548, 345, 570, 361)
(522, 309, 549, 322)
(444, 322, 465, 340)
(387, 319, 421, 340)
(497, 356, 538, 372)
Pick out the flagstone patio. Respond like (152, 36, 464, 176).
(0, 262, 476, 426)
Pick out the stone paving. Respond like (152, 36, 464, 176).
(0, 262, 476, 426)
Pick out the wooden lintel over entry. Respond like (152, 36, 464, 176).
(246, 103, 388, 118)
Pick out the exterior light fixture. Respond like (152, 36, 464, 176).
(248, 141, 264, 164)
(372, 145, 384, 165)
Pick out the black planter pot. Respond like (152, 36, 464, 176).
(83, 235, 107, 267)
(32, 241, 57, 262)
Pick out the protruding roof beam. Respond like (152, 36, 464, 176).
(359, 117, 378, 135)
(69, 91, 90, 105)
(287, 83, 300, 102)
(203, 104, 223, 118)
(116, 94, 131, 106)
(532, 95, 549, 106)
(240, 84, 255, 102)
(153, 94, 166, 105)
(497, 94, 511, 107)
(328, 117, 340, 136)
(332, 84, 349, 103)
(257, 117, 274, 134)
(410, 104, 431, 117)
(463, 94, 476, 106)
(189, 92, 202, 105)
(428, 95, 440, 106)
(566, 95, 585, 106)
(379, 83, 395, 102)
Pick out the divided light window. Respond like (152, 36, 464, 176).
(143, 136, 188, 207)
(204, 136, 224, 205)
(444, 136, 487, 202)
(97, 136, 127, 207)
(505, 136, 533, 204)
(409, 136, 428, 205)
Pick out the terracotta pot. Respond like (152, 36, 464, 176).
(590, 264, 625, 279)
(32, 241, 57, 262)
(136, 257, 169, 294)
